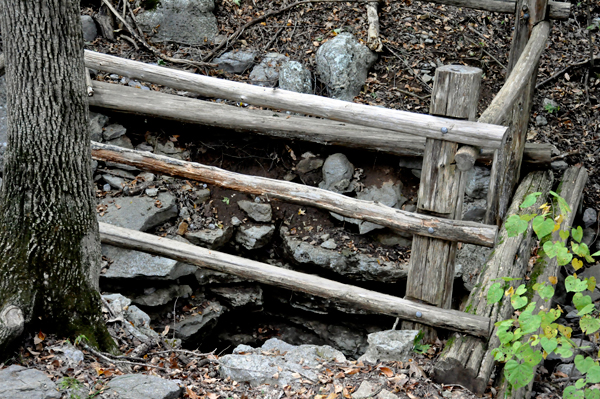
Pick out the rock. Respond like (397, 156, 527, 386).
(195, 268, 246, 285)
(551, 160, 569, 171)
(249, 53, 289, 87)
(465, 166, 490, 199)
(102, 293, 132, 310)
(107, 374, 182, 399)
(358, 330, 419, 363)
(174, 301, 224, 341)
(374, 233, 412, 247)
(209, 284, 263, 308)
(105, 135, 134, 150)
(331, 182, 406, 234)
(411, 169, 421, 178)
(463, 206, 486, 222)
(103, 174, 126, 190)
(136, 142, 154, 152)
(185, 226, 233, 249)
(583, 228, 596, 247)
(376, 390, 398, 399)
(543, 98, 559, 111)
(49, 343, 84, 366)
(296, 157, 324, 174)
(279, 61, 312, 94)
(102, 244, 197, 280)
(99, 192, 177, 231)
(194, 188, 211, 203)
(237, 200, 272, 222)
(0, 365, 60, 399)
(281, 227, 408, 282)
(321, 239, 337, 249)
(455, 243, 493, 291)
(133, 285, 193, 307)
(213, 50, 257, 73)
(583, 208, 597, 228)
(555, 363, 581, 378)
(422, 74, 433, 83)
(89, 111, 109, 142)
(352, 380, 384, 399)
(146, 188, 159, 197)
(398, 157, 423, 170)
(316, 33, 378, 101)
(102, 123, 127, 140)
(318, 153, 354, 193)
(154, 141, 190, 160)
(136, 0, 218, 45)
(235, 224, 276, 250)
(81, 15, 97, 42)
(219, 338, 346, 387)
(535, 115, 548, 126)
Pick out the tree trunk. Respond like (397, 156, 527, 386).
(0, 0, 115, 355)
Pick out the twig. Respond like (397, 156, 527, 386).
(82, 342, 170, 371)
(535, 57, 599, 89)
(264, 26, 285, 52)
(462, 34, 506, 70)
(100, 0, 215, 69)
(396, 88, 431, 101)
(384, 44, 432, 93)
(150, 349, 216, 358)
(203, 0, 381, 62)
(119, 34, 139, 50)
(550, 150, 580, 161)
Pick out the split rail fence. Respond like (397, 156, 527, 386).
(0, 0, 575, 394)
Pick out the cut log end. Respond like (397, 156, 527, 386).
(455, 146, 478, 171)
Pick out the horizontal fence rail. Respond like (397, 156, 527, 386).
(85, 51, 508, 149)
(92, 142, 499, 247)
(100, 222, 492, 338)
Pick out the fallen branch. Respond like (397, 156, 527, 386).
(384, 44, 433, 93)
(99, 222, 492, 338)
(366, 1, 383, 52)
(100, 0, 215, 69)
(535, 57, 599, 89)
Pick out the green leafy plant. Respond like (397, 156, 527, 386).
(413, 330, 431, 354)
(222, 197, 230, 205)
(489, 191, 600, 398)
(59, 377, 85, 399)
(544, 103, 561, 114)
(74, 334, 89, 346)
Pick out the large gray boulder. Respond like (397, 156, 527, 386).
(133, 284, 193, 307)
(102, 244, 197, 280)
(237, 200, 272, 222)
(219, 338, 346, 387)
(98, 192, 178, 232)
(136, 0, 218, 45)
(184, 226, 233, 249)
(235, 224, 276, 250)
(0, 365, 60, 399)
(316, 33, 378, 101)
(279, 61, 312, 94)
(107, 374, 182, 399)
(358, 330, 419, 363)
(249, 53, 289, 87)
(174, 301, 224, 341)
(81, 15, 97, 42)
(88, 112, 109, 142)
(465, 166, 490, 199)
(318, 153, 354, 193)
(280, 227, 408, 282)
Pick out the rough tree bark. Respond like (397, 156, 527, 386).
(0, 0, 116, 355)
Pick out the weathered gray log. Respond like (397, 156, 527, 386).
(498, 166, 587, 399)
(508, 0, 549, 74)
(91, 142, 498, 247)
(99, 222, 492, 337)
(483, 22, 550, 226)
(426, 0, 569, 19)
(403, 65, 480, 339)
(432, 170, 554, 395)
(0, 53, 5, 77)
(455, 145, 479, 171)
(88, 81, 552, 164)
(84, 51, 507, 149)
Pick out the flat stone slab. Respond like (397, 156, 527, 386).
(0, 365, 60, 399)
(107, 374, 182, 399)
(98, 192, 177, 232)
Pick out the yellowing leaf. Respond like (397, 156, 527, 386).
(298, 209, 306, 215)
(555, 214, 564, 224)
(505, 286, 515, 297)
(379, 366, 394, 377)
(549, 276, 558, 285)
(553, 222, 561, 233)
(572, 258, 584, 271)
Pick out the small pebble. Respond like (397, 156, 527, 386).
(208, 223, 216, 230)
(145, 188, 159, 197)
(103, 184, 111, 192)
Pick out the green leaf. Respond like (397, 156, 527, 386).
(515, 284, 527, 296)
(585, 388, 600, 399)
(588, 277, 597, 292)
(487, 282, 504, 304)
(498, 327, 515, 345)
(566, 276, 589, 293)
(573, 226, 584, 243)
(580, 317, 600, 335)
(560, 230, 571, 240)
(578, 304, 596, 316)
(520, 213, 538, 222)
(564, 386, 584, 399)
(592, 251, 600, 257)
(504, 360, 534, 389)
(573, 293, 593, 311)
(550, 191, 572, 216)
(540, 336, 558, 354)
(539, 284, 555, 300)
(511, 295, 528, 310)
(519, 304, 542, 334)
(520, 192, 542, 208)
(575, 354, 596, 374)
(588, 365, 600, 384)
(506, 215, 528, 237)
(533, 215, 555, 239)
(556, 345, 574, 359)
(576, 379, 587, 389)
(544, 241, 558, 258)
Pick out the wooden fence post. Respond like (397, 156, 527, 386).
(403, 65, 482, 339)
